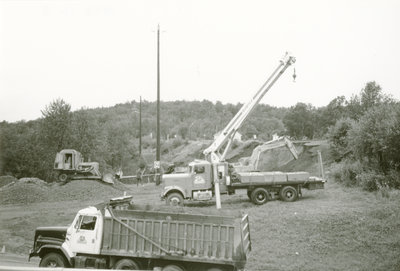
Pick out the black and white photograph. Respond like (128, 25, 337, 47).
(0, 0, 399, 270)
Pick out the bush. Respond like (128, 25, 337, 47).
(329, 160, 364, 187)
(330, 160, 400, 191)
(355, 171, 385, 191)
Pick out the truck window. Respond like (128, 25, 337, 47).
(79, 216, 97, 231)
(194, 166, 205, 174)
(74, 216, 82, 229)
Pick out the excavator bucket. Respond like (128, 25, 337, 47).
(284, 137, 299, 160)
(102, 173, 115, 184)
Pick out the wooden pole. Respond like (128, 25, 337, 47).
(139, 96, 142, 156)
(155, 25, 161, 184)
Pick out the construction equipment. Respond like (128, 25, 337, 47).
(161, 53, 325, 208)
(233, 136, 299, 172)
(54, 149, 114, 184)
(29, 195, 251, 271)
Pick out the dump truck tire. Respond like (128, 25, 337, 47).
(39, 252, 68, 268)
(251, 187, 269, 205)
(280, 186, 298, 202)
(166, 192, 184, 206)
(114, 258, 140, 270)
(58, 174, 68, 183)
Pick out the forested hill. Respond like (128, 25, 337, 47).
(1, 81, 400, 190)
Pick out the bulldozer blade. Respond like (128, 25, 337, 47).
(102, 173, 115, 184)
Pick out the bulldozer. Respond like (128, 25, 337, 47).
(54, 149, 114, 184)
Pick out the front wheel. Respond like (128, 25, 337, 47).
(58, 173, 68, 183)
(39, 252, 68, 268)
(166, 192, 184, 206)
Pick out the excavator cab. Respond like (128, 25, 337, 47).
(54, 149, 82, 171)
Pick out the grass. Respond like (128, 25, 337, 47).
(0, 181, 399, 270)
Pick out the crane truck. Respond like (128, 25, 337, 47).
(29, 195, 251, 271)
(161, 53, 325, 207)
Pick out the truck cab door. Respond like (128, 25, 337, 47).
(192, 164, 212, 190)
(67, 214, 102, 255)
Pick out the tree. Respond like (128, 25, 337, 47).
(40, 98, 72, 151)
(283, 103, 316, 139)
(348, 103, 400, 173)
(327, 118, 355, 162)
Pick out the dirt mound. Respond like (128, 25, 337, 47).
(226, 140, 263, 162)
(0, 181, 50, 204)
(170, 141, 210, 164)
(0, 179, 125, 205)
(18, 177, 47, 185)
(0, 175, 17, 188)
(277, 140, 330, 176)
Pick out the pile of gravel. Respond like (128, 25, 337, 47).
(0, 178, 123, 205)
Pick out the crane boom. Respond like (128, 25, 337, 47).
(203, 52, 296, 163)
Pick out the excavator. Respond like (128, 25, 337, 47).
(54, 149, 115, 184)
(232, 136, 299, 172)
(160, 52, 325, 208)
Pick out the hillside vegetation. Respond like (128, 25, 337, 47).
(0, 81, 399, 191)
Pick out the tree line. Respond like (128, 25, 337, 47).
(0, 81, 399, 190)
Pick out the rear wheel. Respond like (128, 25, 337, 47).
(114, 258, 140, 270)
(166, 192, 184, 206)
(39, 252, 68, 268)
(251, 187, 269, 205)
(280, 186, 298, 202)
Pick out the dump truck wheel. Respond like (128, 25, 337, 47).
(251, 187, 269, 205)
(162, 264, 185, 271)
(58, 174, 68, 183)
(166, 192, 184, 206)
(39, 252, 68, 268)
(280, 186, 298, 202)
(114, 258, 140, 270)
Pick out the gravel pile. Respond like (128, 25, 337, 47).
(0, 178, 123, 205)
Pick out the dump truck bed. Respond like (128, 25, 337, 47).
(101, 206, 251, 269)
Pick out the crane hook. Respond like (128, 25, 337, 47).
(292, 68, 297, 82)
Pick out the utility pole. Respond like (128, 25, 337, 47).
(155, 24, 161, 185)
(139, 96, 142, 156)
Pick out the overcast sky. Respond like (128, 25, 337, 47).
(1, 0, 399, 122)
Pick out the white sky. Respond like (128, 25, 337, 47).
(1, 0, 399, 122)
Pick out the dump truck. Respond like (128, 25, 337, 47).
(161, 53, 325, 207)
(29, 196, 251, 271)
(54, 149, 114, 184)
